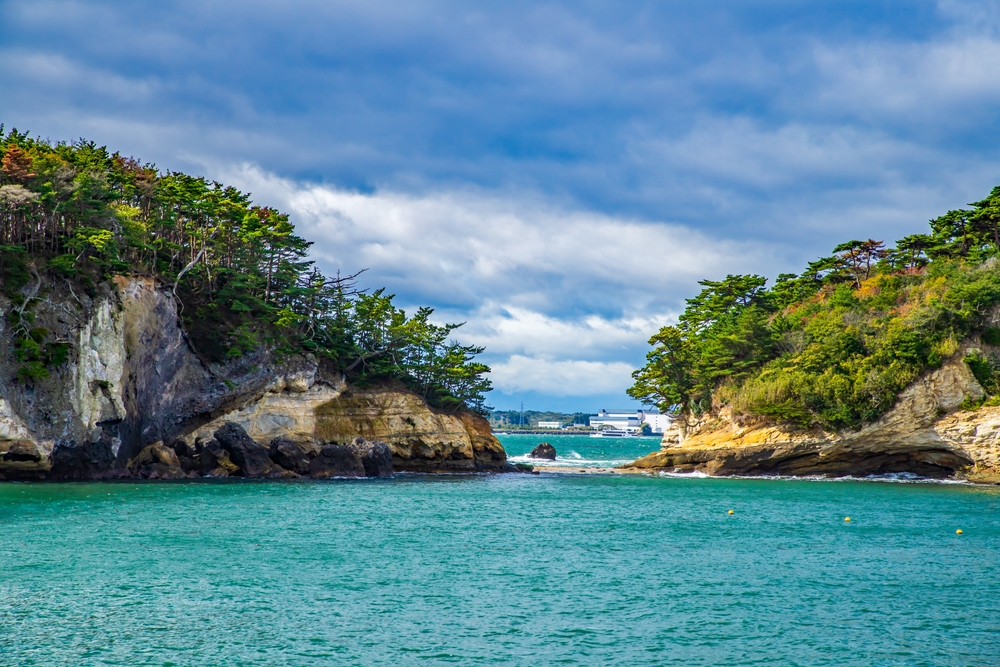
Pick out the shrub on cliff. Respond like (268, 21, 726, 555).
(0, 126, 492, 414)
(630, 187, 1000, 430)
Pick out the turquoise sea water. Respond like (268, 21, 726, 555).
(1, 467, 999, 665)
(501, 433, 663, 468)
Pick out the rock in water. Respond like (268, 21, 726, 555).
(214, 422, 279, 477)
(309, 444, 365, 478)
(528, 442, 557, 460)
(269, 437, 318, 475)
(350, 437, 393, 477)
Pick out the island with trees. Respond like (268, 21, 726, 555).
(0, 127, 508, 480)
(625, 187, 1000, 482)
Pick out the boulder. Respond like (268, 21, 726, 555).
(127, 443, 187, 479)
(169, 439, 198, 473)
(214, 422, 279, 477)
(350, 437, 393, 477)
(197, 439, 239, 477)
(170, 438, 196, 459)
(528, 442, 557, 460)
(269, 437, 318, 475)
(309, 444, 365, 478)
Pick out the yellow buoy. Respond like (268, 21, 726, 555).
(956, 529, 963, 535)
(844, 517, 851, 522)
(728, 510, 734, 515)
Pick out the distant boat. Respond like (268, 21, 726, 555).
(590, 429, 640, 438)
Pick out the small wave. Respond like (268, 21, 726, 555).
(566, 451, 583, 460)
(509, 455, 632, 468)
(654, 469, 971, 485)
(657, 470, 711, 478)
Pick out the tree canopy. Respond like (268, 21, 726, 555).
(629, 187, 1000, 432)
(0, 126, 492, 414)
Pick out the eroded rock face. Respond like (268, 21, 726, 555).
(214, 422, 281, 478)
(49, 439, 118, 480)
(349, 437, 393, 477)
(0, 440, 47, 480)
(269, 437, 318, 475)
(625, 354, 996, 481)
(309, 444, 365, 478)
(127, 443, 187, 479)
(312, 388, 509, 472)
(197, 440, 238, 477)
(0, 276, 511, 479)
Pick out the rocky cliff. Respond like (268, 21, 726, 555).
(0, 277, 509, 480)
(624, 352, 1000, 483)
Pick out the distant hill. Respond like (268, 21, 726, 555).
(489, 410, 594, 429)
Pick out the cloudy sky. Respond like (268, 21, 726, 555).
(3, 1, 1000, 411)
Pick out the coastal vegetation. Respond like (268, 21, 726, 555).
(629, 186, 1000, 431)
(0, 127, 492, 414)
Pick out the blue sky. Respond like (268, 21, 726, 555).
(3, 1, 1000, 411)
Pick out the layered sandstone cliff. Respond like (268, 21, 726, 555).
(624, 353, 1000, 483)
(0, 277, 509, 479)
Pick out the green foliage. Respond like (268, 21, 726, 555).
(16, 362, 49, 383)
(10, 324, 70, 385)
(631, 185, 1000, 430)
(982, 327, 1000, 346)
(0, 245, 29, 298)
(0, 128, 492, 413)
(964, 352, 1000, 395)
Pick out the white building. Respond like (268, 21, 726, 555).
(589, 408, 672, 434)
(641, 408, 672, 434)
(590, 409, 643, 433)
(537, 421, 562, 429)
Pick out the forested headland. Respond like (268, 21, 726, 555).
(630, 187, 1000, 432)
(0, 127, 492, 414)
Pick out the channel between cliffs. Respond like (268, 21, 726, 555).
(622, 352, 1000, 483)
(0, 277, 510, 480)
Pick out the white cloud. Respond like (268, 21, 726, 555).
(488, 355, 635, 396)
(811, 36, 1000, 118)
(455, 305, 670, 360)
(224, 164, 784, 316)
(211, 165, 793, 402)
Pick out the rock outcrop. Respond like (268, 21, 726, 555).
(528, 442, 557, 460)
(308, 444, 366, 478)
(624, 353, 1000, 482)
(0, 276, 510, 480)
(189, 383, 510, 473)
(269, 437, 318, 475)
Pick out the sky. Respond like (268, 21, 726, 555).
(3, 1, 1000, 411)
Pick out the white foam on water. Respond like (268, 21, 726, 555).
(508, 454, 632, 468)
(650, 469, 972, 485)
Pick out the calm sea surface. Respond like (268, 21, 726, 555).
(1, 437, 998, 666)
